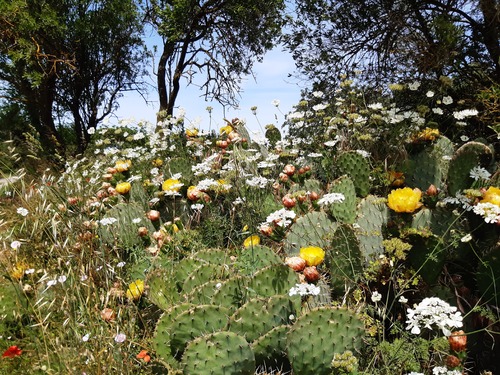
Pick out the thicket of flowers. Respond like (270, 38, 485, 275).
(0, 76, 499, 374)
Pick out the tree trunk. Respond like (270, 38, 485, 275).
(478, 0, 500, 83)
(23, 75, 65, 159)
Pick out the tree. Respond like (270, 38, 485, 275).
(0, 0, 146, 156)
(146, 0, 286, 119)
(58, 0, 146, 152)
(284, 0, 500, 89)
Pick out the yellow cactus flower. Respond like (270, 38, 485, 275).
(299, 246, 325, 266)
(115, 182, 131, 195)
(243, 235, 260, 248)
(152, 158, 163, 167)
(411, 127, 439, 142)
(126, 279, 145, 301)
(162, 178, 182, 193)
(220, 125, 233, 135)
(387, 187, 423, 213)
(115, 160, 132, 173)
(186, 128, 199, 137)
(481, 187, 500, 207)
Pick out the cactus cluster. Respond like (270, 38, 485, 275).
(150, 247, 366, 373)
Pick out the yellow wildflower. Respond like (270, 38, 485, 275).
(162, 178, 182, 193)
(115, 182, 131, 195)
(115, 160, 132, 173)
(186, 128, 199, 137)
(126, 279, 145, 301)
(243, 235, 260, 248)
(299, 246, 325, 266)
(481, 187, 500, 207)
(411, 127, 439, 142)
(387, 187, 423, 213)
(10, 262, 28, 280)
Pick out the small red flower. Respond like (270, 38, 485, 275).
(2, 345, 22, 358)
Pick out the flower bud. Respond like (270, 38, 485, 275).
(147, 210, 160, 221)
(282, 194, 296, 208)
(138, 227, 149, 237)
(303, 266, 320, 282)
(283, 164, 296, 176)
(448, 330, 467, 352)
(285, 257, 306, 272)
(426, 184, 438, 196)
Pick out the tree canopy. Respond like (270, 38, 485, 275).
(146, 0, 286, 119)
(0, 0, 146, 156)
(284, 0, 500, 90)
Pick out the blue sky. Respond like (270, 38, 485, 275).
(114, 46, 302, 135)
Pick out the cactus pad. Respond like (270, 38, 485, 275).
(182, 331, 256, 375)
(286, 307, 365, 375)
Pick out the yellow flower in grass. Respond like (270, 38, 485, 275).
(481, 187, 500, 207)
(243, 235, 260, 248)
(299, 246, 325, 266)
(162, 178, 182, 193)
(10, 261, 28, 280)
(387, 187, 423, 213)
(115, 160, 132, 173)
(126, 279, 144, 301)
(115, 182, 131, 195)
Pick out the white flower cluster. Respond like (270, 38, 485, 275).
(99, 217, 118, 226)
(289, 283, 321, 297)
(245, 176, 269, 189)
(264, 208, 296, 227)
(317, 193, 345, 206)
(453, 109, 478, 120)
(192, 153, 219, 176)
(473, 202, 500, 224)
(432, 366, 461, 375)
(469, 166, 491, 181)
(196, 178, 219, 191)
(406, 297, 463, 336)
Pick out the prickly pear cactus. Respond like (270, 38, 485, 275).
(284, 211, 337, 256)
(404, 136, 454, 191)
(211, 275, 250, 311)
(447, 141, 494, 196)
(326, 176, 357, 224)
(227, 295, 298, 342)
(146, 268, 180, 310)
(286, 307, 365, 375)
(236, 245, 283, 276)
(181, 264, 230, 295)
(251, 325, 291, 370)
(152, 303, 194, 370)
(355, 195, 389, 262)
(97, 202, 155, 250)
(169, 305, 230, 358)
(336, 151, 371, 197)
(327, 224, 363, 295)
(167, 157, 194, 182)
(249, 265, 300, 299)
(182, 331, 256, 375)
